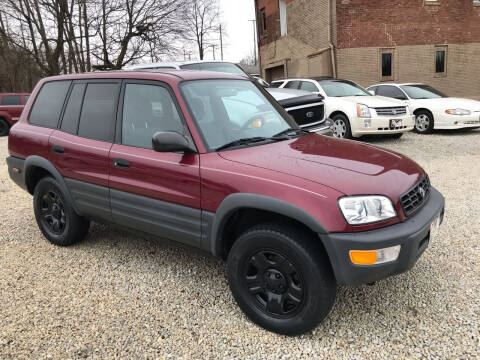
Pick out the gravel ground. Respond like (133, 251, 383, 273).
(1, 130, 479, 359)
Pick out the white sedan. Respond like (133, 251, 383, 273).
(271, 78, 414, 139)
(367, 83, 480, 134)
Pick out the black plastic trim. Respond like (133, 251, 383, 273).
(64, 178, 112, 222)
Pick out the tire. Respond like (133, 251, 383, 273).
(414, 110, 434, 134)
(331, 114, 353, 139)
(227, 223, 336, 335)
(0, 118, 9, 136)
(33, 176, 90, 246)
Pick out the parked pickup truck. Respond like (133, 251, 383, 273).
(0, 93, 30, 136)
(7, 70, 445, 335)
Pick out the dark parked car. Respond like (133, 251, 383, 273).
(0, 92, 30, 136)
(7, 70, 444, 335)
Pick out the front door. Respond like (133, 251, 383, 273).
(108, 80, 202, 247)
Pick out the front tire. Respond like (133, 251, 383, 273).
(331, 114, 353, 139)
(33, 177, 90, 246)
(0, 118, 9, 136)
(414, 110, 434, 134)
(227, 223, 336, 335)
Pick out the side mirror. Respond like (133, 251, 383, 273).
(152, 131, 196, 153)
(368, 90, 375, 95)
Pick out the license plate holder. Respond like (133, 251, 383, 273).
(390, 119, 402, 129)
(429, 214, 441, 242)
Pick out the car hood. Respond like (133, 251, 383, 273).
(332, 96, 405, 107)
(267, 88, 312, 101)
(412, 97, 480, 111)
(219, 134, 424, 199)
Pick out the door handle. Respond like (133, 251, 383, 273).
(114, 158, 130, 168)
(51, 145, 64, 154)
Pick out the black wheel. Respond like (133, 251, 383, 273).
(331, 114, 352, 139)
(227, 223, 336, 335)
(414, 110, 434, 134)
(0, 118, 9, 136)
(33, 177, 90, 246)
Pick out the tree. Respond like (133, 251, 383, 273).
(184, 0, 219, 60)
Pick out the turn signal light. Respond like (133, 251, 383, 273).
(349, 245, 401, 265)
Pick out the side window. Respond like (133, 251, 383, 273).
(1, 95, 22, 105)
(29, 81, 71, 128)
(284, 81, 301, 89)
(376, 86, 407, 100)
(77, 83, 119, 142)
(24, 95, 30, 103)
(180, 63, 201, 70)
(122, 83, 184, 149)
(60, 83, 86, 135)
(299, 81, 319, 92)
(269, 82, 283, 88)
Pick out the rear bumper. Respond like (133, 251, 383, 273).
(321, 187, 445, 285)
(6, 156, 27, 191)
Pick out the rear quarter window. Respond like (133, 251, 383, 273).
(29, 81, 72, 128)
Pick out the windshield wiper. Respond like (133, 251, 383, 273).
(272, 128, 309, 138)
(215, 137, 269, 151)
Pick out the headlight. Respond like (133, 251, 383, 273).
(356, 104, 371, 118)
(445, 109, 471, 115)
(338, 196, 396, 225)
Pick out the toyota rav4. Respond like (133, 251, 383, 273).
(7, 70, 445, 335)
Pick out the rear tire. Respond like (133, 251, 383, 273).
(0, 118, 9, 136)
(331, 114, 353, 139)
(227, 223, 336, 335)
(414, 110, 434, 134)
(33, 177, 90, 246)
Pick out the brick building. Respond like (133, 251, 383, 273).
(255, 0, 480, 98)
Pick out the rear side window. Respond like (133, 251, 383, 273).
(376, 85, 407, 100)
(24, 95, 30, 102)
(269, 82, 283, 88)
(77, 83, 119, 142)
(29, 81, 71, 128)
(284, 81, 301, 89)
(60, 83, 86, 134)
(299, 81, 319, 92)
(1, 95, 22, 105)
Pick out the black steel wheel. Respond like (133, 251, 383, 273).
(244, 249, 305, 317)
(34, 177, 90, 246)
(0, 118, 9, 136)
(227, 223, 336, 335)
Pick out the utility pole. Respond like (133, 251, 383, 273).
(212, 44, 216, 60)
(219, 25, 224, 61)
(249, 19, 257, 65)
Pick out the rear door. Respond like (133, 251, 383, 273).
(49, 80, 121, 222)
(108, 80, 202, 247)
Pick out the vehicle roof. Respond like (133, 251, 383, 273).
(271, 77, 349, 82)
(368, 83, 425, 87)
(0, 92, 30, 96)
(40, 69, 248, 82)
(126, 60, 239, 69)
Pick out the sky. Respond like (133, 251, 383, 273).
(211, 0, 256, 62)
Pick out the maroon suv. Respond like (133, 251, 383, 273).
(7, 71, 444, 335)
(0, 93, 30, 136)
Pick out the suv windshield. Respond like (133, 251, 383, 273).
(180, 62, 248, 77)
(400, 84, 446, 99)
(319, 80, 370, 97)
(181, 80, 295, 150)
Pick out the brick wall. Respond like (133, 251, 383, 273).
(337, 43, 480, 98)
(336, 0, 480, 49)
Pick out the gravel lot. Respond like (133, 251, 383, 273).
(1, 130, 479, 359)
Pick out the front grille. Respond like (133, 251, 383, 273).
(400, 175, 431, 217)
(286, 103, 324, 127)
(374, 106, 407, 116)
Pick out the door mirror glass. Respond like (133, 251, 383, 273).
(152, 131, 195, 153)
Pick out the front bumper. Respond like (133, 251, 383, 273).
(352, 114, 415, 136)
(435, 113, 480, 129)
(321, 187, 445, 285)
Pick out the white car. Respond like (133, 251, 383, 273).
(366, 83, 480, 134)
(271, 78, 415, 139)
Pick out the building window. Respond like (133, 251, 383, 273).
(279, 0, 287, 36)
(380, 48, 394, 80)
(260, 8, 267, 32)
(435, 46, 447, 76)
